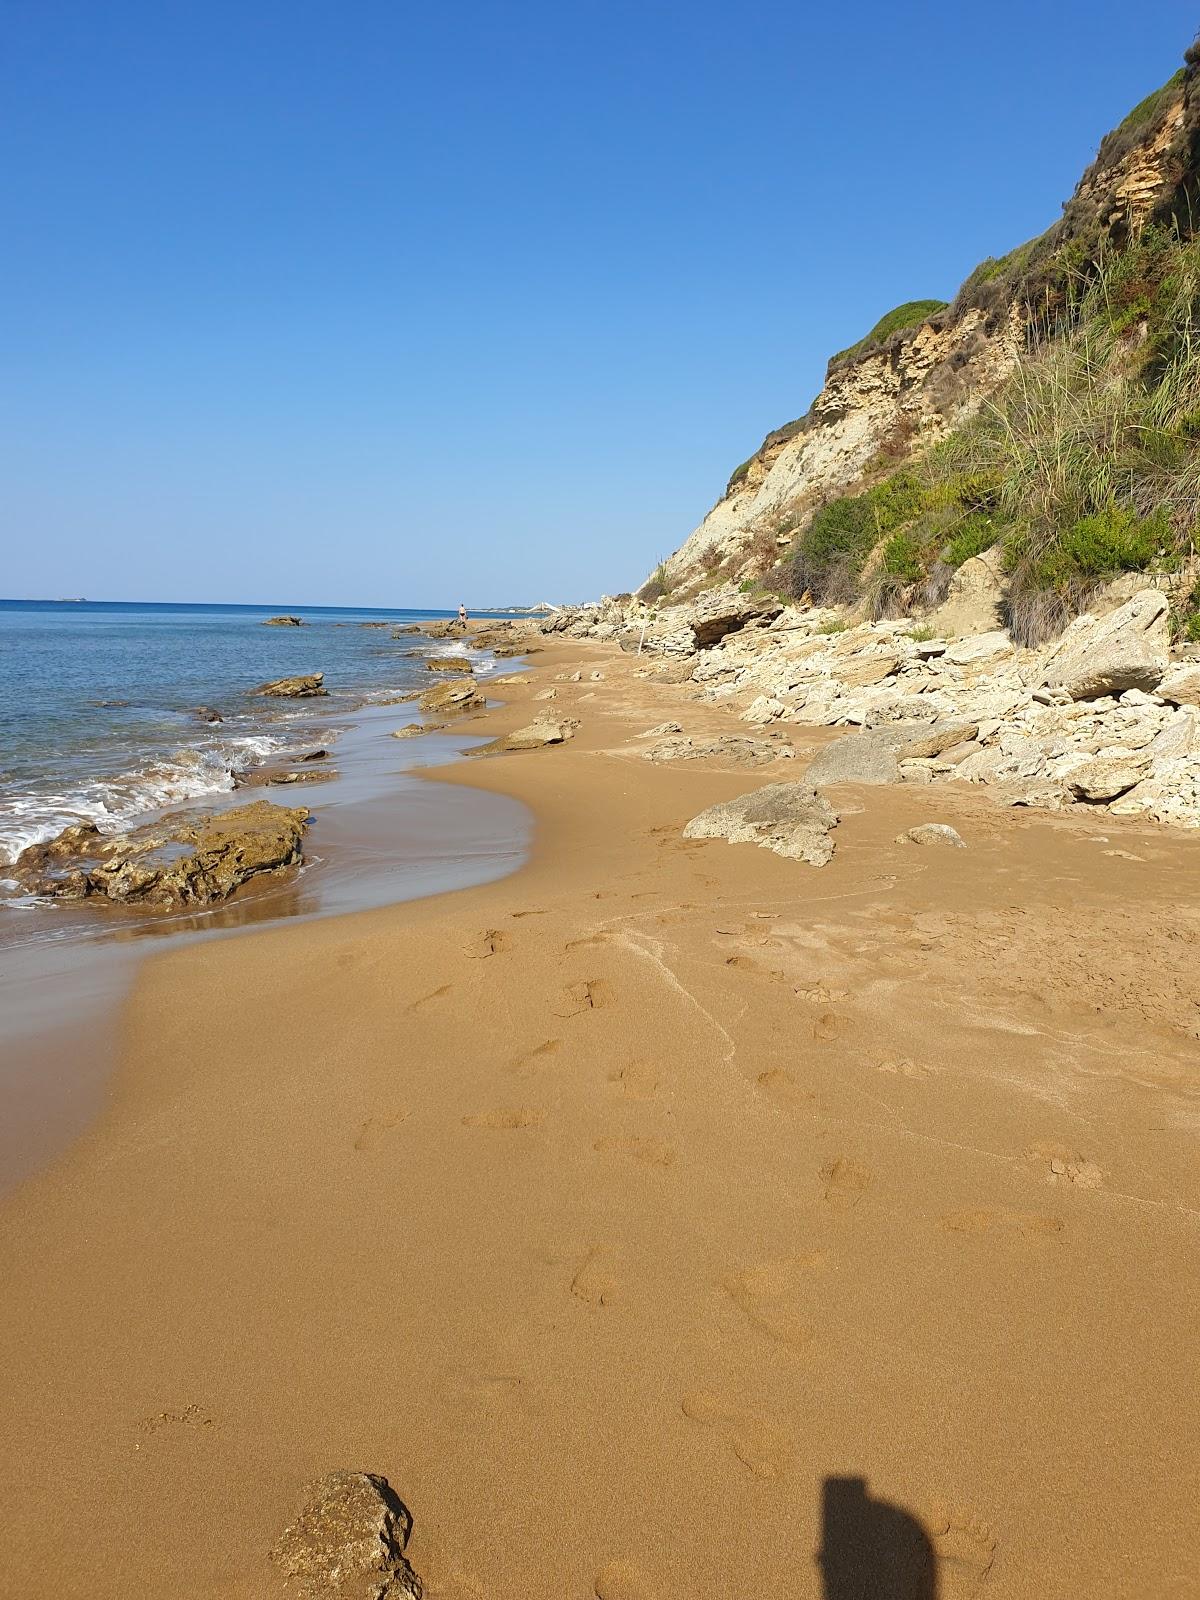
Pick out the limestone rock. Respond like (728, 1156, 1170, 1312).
(475, 717, 580, 754)
(418, 676, 483, 714)
(13, 802, 309, 908)
(639, 721, 683, 738)
(897, 721, 979, 760)
(682, 781, 838, 865)
(252, 673, 327, 698)
(1067, 755, 1148, 802)
(942, 632, 1013, 667)
(424, 656, 473, 673)
(1041, 590, 1169, 700)
(927, 547, 1004, 637)
(271, 1471, 421, 1600)
(898, 823, 966, 848)
(263, 615, 303, 626)
(805, 731, 900, 787)
(690, 592, 783, 649)
(645, 734, 792, 765)
(391, 723, 442, 739)
(1157, 664, 1200, 709)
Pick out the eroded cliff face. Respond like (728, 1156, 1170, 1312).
(653, 72, 1195, 593)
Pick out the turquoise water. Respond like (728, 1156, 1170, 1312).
(0, 599, 499, 874)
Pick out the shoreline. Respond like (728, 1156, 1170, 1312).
(2, 635, 1199, 1596)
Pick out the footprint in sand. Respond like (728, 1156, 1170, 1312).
(556, 978, 614, 1017)
(570, 1245, 618, 1307)
(877, 1057, 940, 1080)
(608, 1061, 660, 1101)
(566, 932, 611, 951)
(822, 1157, 871, 1209)
(724, 953, 786, 982)
(795, 984, 849, 1005)
(681, 1390, 795, 1480)
(463, 1108, 545, 1130)
(941, 1208, 1063, 1239)
(756, 1068, 817, 1112)
(506, 1038, 562, 1077)
(593, 1134, 676, 1168)
(137, 1404, 212, 1435)
(811, 1011, 853, 1042)
(723, 1254, 824, 1354)
(1025, 1140, 1104, 1189)
(510, 907, 548, 919)
(465, 929, 508, 958)
(928, 1503, 998, 1597)
(353, 1111, 411, 1151)
(594, 1561, 658, 1600)
(407, 982, 453, 1012)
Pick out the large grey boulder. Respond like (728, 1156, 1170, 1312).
(271, 1471, 421, 1599)
(1067, 754, 1148, 802)
(682, 781, 838, 865)
(1040, 591, 1170, 700)
(804, 731, 901, 786)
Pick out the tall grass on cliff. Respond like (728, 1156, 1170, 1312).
(947, 225, 1200, 639)
(778, 225, 1200, 639)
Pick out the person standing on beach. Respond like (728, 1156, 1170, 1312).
(458, 602, 469, 628)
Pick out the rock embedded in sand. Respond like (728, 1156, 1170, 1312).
(252, 673, 328, 698)
(12, 801, 309, 908)
(271, 1471, 421, 1600)
(1040, 589, 1169, 700)
(899, 823, 966, 848)
(683, 781, 838, 866)
(475, 716, 580, 754)
(645, 734, 792, 766)
(418, 676, 483, 714)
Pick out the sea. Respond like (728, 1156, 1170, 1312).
(0, 598, 508, 879)
(0, 597, 534, 1188)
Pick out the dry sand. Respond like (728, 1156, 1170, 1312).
(1, 637, 1198, 1598)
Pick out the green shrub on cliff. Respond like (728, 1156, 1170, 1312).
(828, 300, 949, 369)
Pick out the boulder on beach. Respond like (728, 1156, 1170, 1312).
(805, 731, 901, 787)
(263, 614, 303, 626)
(271, 1471, 421, 1600)
(1040, 590, 1169, 700)
(11, 801, 310, 908)
(252, 673, 327, 698)
(425, 656, 473, 673)
(475, 716, 579, 754)
(418, 676, 483, 714)
(682, 781, 838, 865)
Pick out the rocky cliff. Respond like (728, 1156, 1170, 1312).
(650, 50, 1200, 595)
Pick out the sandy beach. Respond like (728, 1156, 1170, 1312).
(2, 634, 1198, 1598)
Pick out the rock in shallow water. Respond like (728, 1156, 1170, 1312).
(271, 1471, 422, 1599)
(12, 801, 309, 908)
(252, 673, 327, 698)
(418, 676, 483, 714)
(683, 781, 838, 865)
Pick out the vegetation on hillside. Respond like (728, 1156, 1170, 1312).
(768, 225, 1200, 642)
(827, 299, 950, 369)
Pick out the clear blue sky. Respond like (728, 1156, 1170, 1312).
(3, 2, 1196, 606)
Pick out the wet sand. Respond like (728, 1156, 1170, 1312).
(1, 637, 1198, 1598)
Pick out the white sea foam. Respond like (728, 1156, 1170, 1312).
(0, 730, 296, 870)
